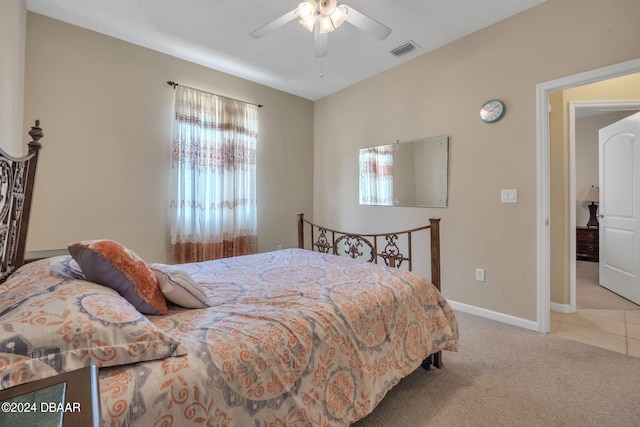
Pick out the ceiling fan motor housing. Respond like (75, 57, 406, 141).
(319, 0, 338, 15)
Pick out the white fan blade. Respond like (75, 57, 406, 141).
(250, 9, 298, 38)
(314, 23, 328, 57)
(344, 6, 392, 40)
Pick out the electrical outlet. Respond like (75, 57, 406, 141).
(475, 268, 485, 282)
(276, 244, 283, 250)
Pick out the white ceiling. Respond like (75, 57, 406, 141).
(26, 0, 546, 101)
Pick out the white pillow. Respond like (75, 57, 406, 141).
(148, 263, 210, 309)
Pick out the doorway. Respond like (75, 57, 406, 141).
(536, 58, 640, 333)
(569, 102, 640, 312)
(550, 105, 640, 357)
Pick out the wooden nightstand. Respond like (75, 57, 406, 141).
(576, 227, 599, 262)
(0, 366, 101, 427)
(24, 249, 69, 263)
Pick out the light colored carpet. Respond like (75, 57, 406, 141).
(353, 311, 640, 427)
(576, 260, 640, 310)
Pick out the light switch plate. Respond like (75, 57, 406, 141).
(501, 189, 517, 203)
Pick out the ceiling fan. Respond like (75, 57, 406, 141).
(250, 0, 392, 58)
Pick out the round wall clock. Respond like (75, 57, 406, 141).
(480, 99, 506, 123)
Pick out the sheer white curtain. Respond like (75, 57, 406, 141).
(170, 86, 258, 263)
(359, 145, 394, 205)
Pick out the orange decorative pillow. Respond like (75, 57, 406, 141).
(68, 239, 168, 315)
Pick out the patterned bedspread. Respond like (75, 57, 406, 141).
(2, 249, 458, 426)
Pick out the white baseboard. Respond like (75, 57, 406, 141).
(550, 302, 573, 313)
(447, 300, 539, 332)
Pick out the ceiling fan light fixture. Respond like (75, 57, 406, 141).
(298, 0, 317, 32)
(318, 15, 335, 34)
(297, 0, 317, 20)
(299, 16, 316, 32)
(318, 4, 347, 34)
(330, 5, 348, 29)
(298, 0, 347, 34)
(252, 0, 390, 57)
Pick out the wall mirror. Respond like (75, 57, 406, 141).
(359, 136, 449, 207)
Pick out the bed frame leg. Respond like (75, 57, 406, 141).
(421, 351, 443, 370)
(421, 355, 433, 369)
(432, 351, 443, 369)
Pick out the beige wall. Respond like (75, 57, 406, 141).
(0, 0, 27, 155)
(23, 13, 314, 263)
(313, 0, 640, 321)
(549, 72, 640, 305)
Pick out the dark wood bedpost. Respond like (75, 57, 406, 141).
(14, 121, 44, 268)
(429, 218, 441, 292)
(297, 212, 305, 249)
(429, 217, 443, 369)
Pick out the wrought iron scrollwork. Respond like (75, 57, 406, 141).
(297, 213, 442, 296)
(0, 160, 13, 223)
(0, 227, 7, 259)
(378, 234, 406, 268)
(335, 234, 375, 262)
(313, 227, 333, 253)
(13, 162, 26, 195)
(0, 120, 44, 283)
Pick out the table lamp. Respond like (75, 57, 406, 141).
(579, 185, 599, 228)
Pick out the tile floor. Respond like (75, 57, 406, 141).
(550, 309, 640, 358)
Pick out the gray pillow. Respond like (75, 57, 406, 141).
(148, 263, 210, 309)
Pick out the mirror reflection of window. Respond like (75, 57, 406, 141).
(359, 136, 448, 207)
(359, 145, 394, 205)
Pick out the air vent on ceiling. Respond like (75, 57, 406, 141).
(390, 41, 419, 57)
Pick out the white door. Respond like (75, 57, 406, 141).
(599, 111, 640, 304)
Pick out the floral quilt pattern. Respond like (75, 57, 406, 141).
(3, 249, 458, 426)
(0, 257, 184, 391)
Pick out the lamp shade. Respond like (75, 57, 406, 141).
(579, 185, 599, 202)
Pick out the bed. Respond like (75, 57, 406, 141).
(0, 122, 458, 426)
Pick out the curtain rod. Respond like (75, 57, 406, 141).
(167, 81, 263, 108)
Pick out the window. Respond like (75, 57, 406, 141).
(169, 86, 258, 262)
